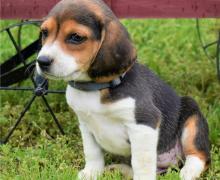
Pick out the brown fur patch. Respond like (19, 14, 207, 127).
(100, 88, 112, 104)
(182, 115, 207, 162)
(56, 20, 101, 71)
(40, 17, 57, 44)
(96, 75, 120, 83)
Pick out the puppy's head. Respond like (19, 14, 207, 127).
(37, 0, 136, 82)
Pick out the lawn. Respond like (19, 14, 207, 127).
(0, 19, 220, 180)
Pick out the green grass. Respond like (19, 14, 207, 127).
(0, 19, 220, 179)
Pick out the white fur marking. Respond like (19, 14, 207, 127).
(66, 86, 135, 156)
(127, 124, 158, 180)
(180, 155, 205, 180)
(37, 41, 91, 81)
(66, 85, 135, 156)
(78, 123, 104, 180)
(66, 85, 136, 179)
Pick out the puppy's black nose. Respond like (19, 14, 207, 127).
(37, 56, 53, 69)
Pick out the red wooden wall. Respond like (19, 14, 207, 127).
(0, 0, 220, 19)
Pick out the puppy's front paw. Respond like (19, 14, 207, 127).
(78, 167, 103, 180)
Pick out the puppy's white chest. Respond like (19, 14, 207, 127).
(66, 85, 135, 156)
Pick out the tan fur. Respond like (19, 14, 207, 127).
(40, 19, 101, 72)
(40, 17, 57, 44)
(96, 75, 120, 83)
(58, 20, 101, 71)
(182, 115, 207, 164)
(100, 88, 112, 103)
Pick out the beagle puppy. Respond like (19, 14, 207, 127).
(36, 0, 211, 179)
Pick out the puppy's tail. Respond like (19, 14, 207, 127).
(179, 96, 211, 165)
(105, 164, 133, 179)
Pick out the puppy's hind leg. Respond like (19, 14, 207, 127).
(179, 97, 211, 180)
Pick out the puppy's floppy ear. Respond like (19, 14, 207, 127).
(88, 20, 137, 81)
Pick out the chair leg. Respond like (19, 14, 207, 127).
(41, 96, 65, 135)
(0, 95, 36, 144)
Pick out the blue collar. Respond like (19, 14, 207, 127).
(68, 73, 126, 91)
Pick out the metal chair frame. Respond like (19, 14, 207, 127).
(0, 21, 65, 144)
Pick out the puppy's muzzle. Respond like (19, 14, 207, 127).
(37, 56, 53, 71)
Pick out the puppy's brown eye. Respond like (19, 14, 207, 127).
(66, 33, 86, 45)
(41, 29, 48, 39)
